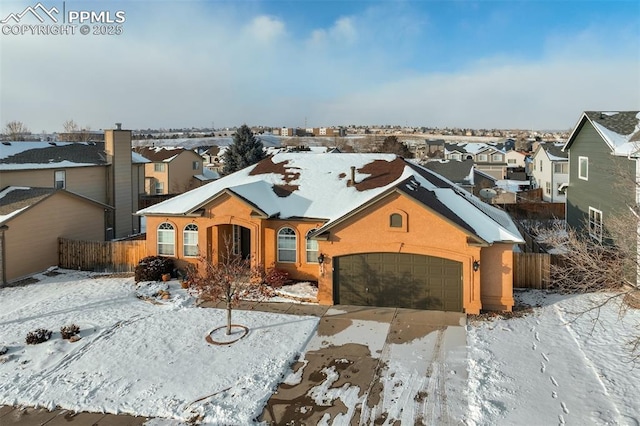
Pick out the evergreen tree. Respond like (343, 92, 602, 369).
(222, 124, 267, 175)
(380, 135, 414, 158)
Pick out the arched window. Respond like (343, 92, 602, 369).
(183, 224, 198, 257)
(157, 222, 175, 256)
(306, 229, 319, 263)
(390, 213, 403, 228)
(277, 227, 296, 263)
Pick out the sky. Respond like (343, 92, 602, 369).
(0, 0, 639, 132)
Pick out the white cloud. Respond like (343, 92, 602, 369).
(244, 15, 285, 45)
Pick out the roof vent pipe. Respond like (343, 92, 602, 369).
(350, 166, 356, 185)
(115, 123, 122, 130)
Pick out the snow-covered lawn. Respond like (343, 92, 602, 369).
(467, 290, 640, 426)
(1, 269, 639, 425)
(0, 269, 318, 424)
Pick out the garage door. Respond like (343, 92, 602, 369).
(334, 253, 463, 311)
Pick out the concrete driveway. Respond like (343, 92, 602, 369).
(260, 305, 467, 425)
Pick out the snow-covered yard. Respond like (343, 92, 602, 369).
(0, 269, 639, 425)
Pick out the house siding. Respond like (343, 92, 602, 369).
(566, 121, 635, 233)
(3, 192, 106, 282)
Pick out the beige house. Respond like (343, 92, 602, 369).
(0, 126, 147, 238)
(0, 187, 109, 283)
(135, 147, 215, 195)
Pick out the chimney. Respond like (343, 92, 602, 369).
(350, 166, 356, 185)
(115, 122, 122, 130)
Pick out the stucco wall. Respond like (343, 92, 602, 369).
(479, 243, 515, 311)
(3, 192, 106, 282)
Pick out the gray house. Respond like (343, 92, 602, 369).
(562, 111, 640, 241)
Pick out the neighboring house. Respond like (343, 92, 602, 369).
(421, 159, 475, 193)
(0, 187, 109, 283)
(135, 147, 212, 195)
(138, 153, 524, 314)
(563, 111, 640, 240)
(444, 143, 508, 179)
(0, 126, 147, 239)
(530, 143, 569, 203)
(505, 150, 527, 170)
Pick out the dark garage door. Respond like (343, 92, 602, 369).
(334, 253, 463, 311)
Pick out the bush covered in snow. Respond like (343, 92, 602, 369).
(26, 328, 52, 345)
(135, 256, 174, 282)
(60, 324, 80, 339)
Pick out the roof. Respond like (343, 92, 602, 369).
(0, 186, 110, 225)
(421, 159, 474, 185)
(0, 141, 146, 170)
(138, 153, 523, 244)
(444, 142, 507, 155)
(564, 111, 640, 157)
(535, 143, 568, 161)
(134, 146, 196, 162)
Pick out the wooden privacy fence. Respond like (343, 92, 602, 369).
(513, 252, 552, 289)
(59, 238, 147, 273)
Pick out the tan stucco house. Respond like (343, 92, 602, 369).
(135, 147, 217, 195)
(138, 153, 524, 314)
(0, 187, 109, 283)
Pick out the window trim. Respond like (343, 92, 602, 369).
(545, 181, 551, 195)
(277, 227, 297, 263)
(306, 229, 319, 263)
(183, 223, 198, 257)
(154, 163, 166, 172)
(157, 222, 175, 256)
(155, 181, 164, 195)
(578, 156, 588, 181)
(390, 213, 403, 228)
(54, 170, 66, 189)
(588, 207, 603, 242)
(554, 162, 568, 174)
(477, 154, 488, 162)
(193, 161, 200, 170)
(491, 153, 502, 162)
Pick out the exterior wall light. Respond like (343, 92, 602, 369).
(473, 260, 480, 271)
(317, 253, 325, 264)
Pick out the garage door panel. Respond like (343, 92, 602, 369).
(335, 253, 462, 311)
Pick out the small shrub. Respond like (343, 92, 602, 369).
(60, 324, 80, 339)
(26, 328, 52, 345)
(135, 256, 174, 282)
(264, 267, 290, 288)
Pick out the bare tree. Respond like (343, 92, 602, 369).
(186, 239, 266, 336)
(62, 119, 92, 142)
(5, 121, 29, 141)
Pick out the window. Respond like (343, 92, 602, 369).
(306, 229, 319, 263)
(193, 161, 200, 170)
(183, 224, 198, 257)
(154, 163, 166, 172)
(277, 227, 296, 263)
(54, 170, 65, 189)
(507, 159, 517, 164)
(545, 182, 551, 195)
(578, 156, 588, 180)
(155, 181, 164, 194)
(554, 162, 568, 174)
(451, 153, 461, 160)
(477, 154, 488, 162)
(589, 207, 603, 241)
(390, 213, 403, 228)
(492, 154, 502, 162)
(157, 222, 175, 256)
(539, 160, 543, 172)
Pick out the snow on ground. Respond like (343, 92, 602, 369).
(0, 269, 318, 424)
(1, 270, 639, 425)
(467, 290, 640, 426)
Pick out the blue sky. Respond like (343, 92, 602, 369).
(0, 0, 638, 132)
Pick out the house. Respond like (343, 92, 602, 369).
(563, 111, 640, 240)
(137, 153, 524, 314)
(444, 143, 508, 179)
(0, 126, 147, 239)
(530, 143, 569, 203)
(135, 147, 214, 195)
(0, 187, 109, 283)
(505, 150, 527, 170)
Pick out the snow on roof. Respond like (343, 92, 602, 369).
(596, 114, 640, 156)
(138, 153, 523, 244)
(564, 111, 640, 157)
(131, 151, 151, 164)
